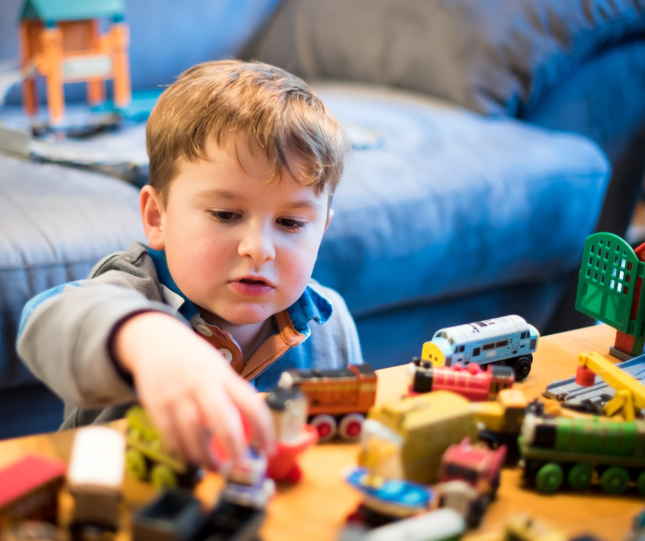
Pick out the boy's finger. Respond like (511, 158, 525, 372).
(197, 389, 247, 465)
(231, 385, 276, 456)
(146, 403, 186, 460)
(172, 400, 212, 467)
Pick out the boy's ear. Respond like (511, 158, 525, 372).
(140, 186, 165, 250)
(324, 208, 334, 234)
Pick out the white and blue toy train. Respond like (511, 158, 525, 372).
(421, 315, 539, 381)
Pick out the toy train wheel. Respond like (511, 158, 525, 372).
(636, 471, 645, 495)
(125, 449, 147, 481)
(568, 463, 593, 491)
(467, 495, 489, 529)
(508, 356, 532, 381)
(535, 462, 563, 494)
(150, 464, 178, 490)
(310, 414, 337, 443)
(339, 414, 365, 441)
(600, 467, 629, 495)
(490, 473, 500, 500)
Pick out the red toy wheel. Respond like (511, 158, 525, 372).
(339, 414, 365, 441)
(310, 414, 337, 443)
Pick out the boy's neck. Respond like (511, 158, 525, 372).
(198, 307, 274, 359)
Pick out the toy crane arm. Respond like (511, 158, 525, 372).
(578, 352, 645, 420)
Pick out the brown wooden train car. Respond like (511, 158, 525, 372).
(278, 364, 377, 442)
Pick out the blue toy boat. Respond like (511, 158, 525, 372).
(345, 467, 432, 518)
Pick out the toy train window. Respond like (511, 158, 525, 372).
(473, 347, 481, 356)
(495, 340, 508, 348)
(530, 339, 536, 349)
(475, 321, 488, 327)
(482, 343, 495, 351)
(458, 345, 465, 353)
(445, 464, 477, 482)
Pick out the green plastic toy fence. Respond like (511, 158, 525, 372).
(575, 232, 645, 337)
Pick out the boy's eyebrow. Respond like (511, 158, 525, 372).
(196, 189, 245, 200)
(282, 200, 323, 211)
(197, 189, 322, 211)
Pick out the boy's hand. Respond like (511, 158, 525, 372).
(113, 312, 275, 468)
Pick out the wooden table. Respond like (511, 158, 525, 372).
(1, 325, 642, 541)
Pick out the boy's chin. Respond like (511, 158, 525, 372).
(215, 306, 274, 326)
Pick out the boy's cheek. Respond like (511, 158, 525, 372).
(280, 256, 316, 298)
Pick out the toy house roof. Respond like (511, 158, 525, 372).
(635, 241, 645, 262)
(20, 0, 126, 23)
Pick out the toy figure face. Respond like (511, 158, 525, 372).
(278, 395, 308, 443)
(152, 134, 333, 326)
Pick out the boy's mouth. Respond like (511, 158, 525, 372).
(239, 278, 267, 285)
(229, 275, 275, 296)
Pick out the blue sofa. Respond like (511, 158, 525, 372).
(1, 0, 644, 438)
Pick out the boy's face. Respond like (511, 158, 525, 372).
(142, 135, 333, 326)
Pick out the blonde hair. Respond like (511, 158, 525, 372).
(146, 60, 351, 204)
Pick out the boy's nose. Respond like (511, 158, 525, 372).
(238, 226, 276, 263)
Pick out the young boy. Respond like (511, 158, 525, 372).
(17, 60, 362, 468)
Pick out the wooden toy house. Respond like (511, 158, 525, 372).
(18, 0, 131, 126)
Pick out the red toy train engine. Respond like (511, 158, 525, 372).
(408, 358, 514, 402)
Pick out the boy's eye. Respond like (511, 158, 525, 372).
(278, 218, 305, 231)
(209, 210, 241, 223)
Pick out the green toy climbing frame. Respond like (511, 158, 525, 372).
(575, 232, 645, 338)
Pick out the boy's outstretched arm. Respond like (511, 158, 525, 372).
(17, 279, 166, 407)
(113, 311, 275, 467)
(17, 278, 274, 466)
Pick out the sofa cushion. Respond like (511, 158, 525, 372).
(311, 83, 611, 316)
(0, 156, 144, 390)
(244, 0, 645, 116)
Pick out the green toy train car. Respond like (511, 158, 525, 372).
(519, 414, 645, 495)
(125, 406, 201, 490)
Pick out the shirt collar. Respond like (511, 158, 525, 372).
(148, 247, 200, 321)
(147, 247, 333, 332)
(286, 282, 333, 335)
